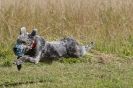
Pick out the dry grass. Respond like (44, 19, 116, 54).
(0, 0, 133, 55)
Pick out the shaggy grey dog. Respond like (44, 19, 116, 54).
(13, 27, 94, 70)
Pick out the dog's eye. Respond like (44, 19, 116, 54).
(23, 41, 26, 43)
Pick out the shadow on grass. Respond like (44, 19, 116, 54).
(0, 79, 50, 87)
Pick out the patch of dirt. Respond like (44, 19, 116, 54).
(90, 50, 123, 64)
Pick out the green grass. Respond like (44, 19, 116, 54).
(0, 0, 133, 88)
(0, 53, 132, 88)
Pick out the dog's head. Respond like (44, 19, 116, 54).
(13, 27, 37, 57)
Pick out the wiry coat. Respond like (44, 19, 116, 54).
(13, 27, 93, 70)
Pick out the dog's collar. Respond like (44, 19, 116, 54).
(31, 40, 37, 49)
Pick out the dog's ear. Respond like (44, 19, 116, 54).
(20, 27, 27, 35)
(31, 28, 37, 36)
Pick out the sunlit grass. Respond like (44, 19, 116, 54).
(0, 0, 133, 87)
(0, 54, 133, 88)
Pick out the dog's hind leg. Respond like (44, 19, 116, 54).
(85, 42, 95, 51)
(80, 42, 95, 56)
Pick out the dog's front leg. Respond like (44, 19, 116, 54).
(31, 51, 42, 64)
(14, 54, 41, 64)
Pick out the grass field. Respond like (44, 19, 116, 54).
(0, 52, 133, 88)
(0, 0, 133, 88)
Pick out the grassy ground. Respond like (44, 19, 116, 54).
(0, 0, 133, 88)
(0, 52, 133, 88)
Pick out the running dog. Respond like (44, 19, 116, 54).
(13, 27, 94, 70)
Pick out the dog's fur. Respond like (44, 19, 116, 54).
(13, 27, 94, 69)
